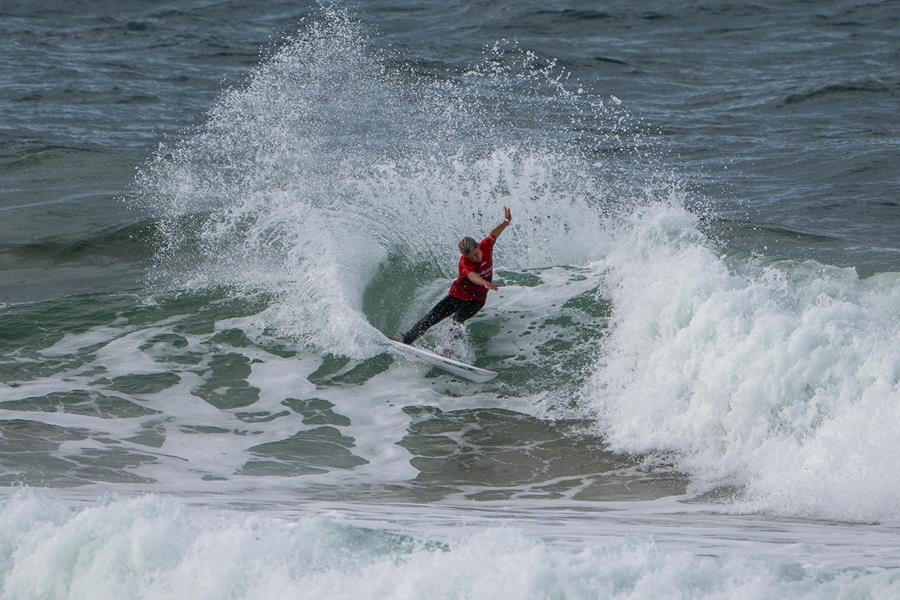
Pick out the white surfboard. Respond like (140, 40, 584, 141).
(386, 339, 498, 383)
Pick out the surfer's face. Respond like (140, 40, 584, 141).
(466, 247, 483, 263)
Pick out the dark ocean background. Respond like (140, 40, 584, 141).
(1, 2, 899, 598)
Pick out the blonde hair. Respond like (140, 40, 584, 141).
(458, 237, 478, 255)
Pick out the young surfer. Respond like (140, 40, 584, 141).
(398, 207, 512, 346)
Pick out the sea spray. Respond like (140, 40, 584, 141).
(132, 8, 644, 358)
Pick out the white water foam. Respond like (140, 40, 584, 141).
(586, 201, 900, 522)
(1, 493, 897, 600)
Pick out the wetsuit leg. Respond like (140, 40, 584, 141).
(443, 300, 485, 345)
(402, 296, 462, 344)
(452, 300, 485, 323)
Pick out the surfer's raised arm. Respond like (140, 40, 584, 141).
(488, 206, 512, 240)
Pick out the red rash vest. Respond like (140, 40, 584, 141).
(448, 236, 495, 303)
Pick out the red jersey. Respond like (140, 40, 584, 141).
(448, 236, 495, 302)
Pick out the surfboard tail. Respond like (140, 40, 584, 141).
(385, 339, 498, 383)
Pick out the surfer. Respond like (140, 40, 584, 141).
(397, 207, 512, 346)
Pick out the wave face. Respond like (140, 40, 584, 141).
(133, 9, 639, 358)
(126, 9, 900, 524)
(586, 201, 900, 522)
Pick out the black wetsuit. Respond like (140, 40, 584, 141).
(401, 296, 484, 345)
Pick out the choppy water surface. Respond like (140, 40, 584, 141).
(1, 2, 899, 598)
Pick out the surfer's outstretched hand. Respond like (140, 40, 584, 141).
(489, 207, 512, 241)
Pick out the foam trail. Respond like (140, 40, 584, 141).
(586, 201, 900, 522)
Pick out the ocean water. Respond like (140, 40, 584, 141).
(1, 1, 899, 598)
